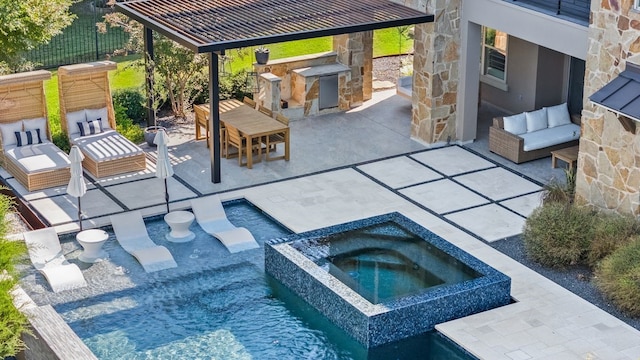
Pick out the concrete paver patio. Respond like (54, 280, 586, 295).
(5, 90, 640, 359)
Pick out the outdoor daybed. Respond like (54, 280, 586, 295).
(488, 103, 581, 164)
(0, 70, 71, 191)
(58, 61, 146, 178)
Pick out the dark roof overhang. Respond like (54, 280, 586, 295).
(589, 62, 640, 123)
(116, 0, 433, 53)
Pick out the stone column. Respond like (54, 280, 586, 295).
(333, 31, 373, 107)
(409, 0, 461, 144)
(575, 0, 640, 215)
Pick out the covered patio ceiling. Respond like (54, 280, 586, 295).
(116, 0, 434, 53)
(115, 0, 433, 184)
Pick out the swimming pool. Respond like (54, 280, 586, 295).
(21, 201, 477, 359)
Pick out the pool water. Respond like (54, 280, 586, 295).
(314, 222, 480, 304)
(29, 201, 475, 359)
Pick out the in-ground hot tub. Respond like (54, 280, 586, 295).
(265, 213, 511, 348)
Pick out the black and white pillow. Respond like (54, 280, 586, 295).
(14, 129, 42, 147)
(77, 119, 103, 136)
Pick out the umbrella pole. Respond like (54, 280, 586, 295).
(78, 197, 83, 231)
(165, 178, 170, 213)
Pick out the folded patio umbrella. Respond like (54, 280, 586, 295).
(154, 128, 174, 213)
(66, 145, 87, 230)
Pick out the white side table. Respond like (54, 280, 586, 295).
(76, 229, 109, 263)
(164, 210, 195, 242)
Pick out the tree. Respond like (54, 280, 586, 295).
(0, 0, 75, 73)
(100, 2, 208, 117)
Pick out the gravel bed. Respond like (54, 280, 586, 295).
(490, 236, 640, 331)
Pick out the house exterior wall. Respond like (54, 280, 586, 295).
(575, 0, 640, 215)
(457, 0, 589, 142)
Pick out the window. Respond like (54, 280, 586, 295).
(634, 0, 640, 11)
(481, 27, 508, 83)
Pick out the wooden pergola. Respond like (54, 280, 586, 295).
(116, 0, 433, 183)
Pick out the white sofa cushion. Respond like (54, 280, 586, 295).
(4, 142, 71, 173)
(22, 117, 47, 134)
(546, 103, 572, 128)
(0, 121, 23, 147)
(71, 129, 143, 162)
(85, 107, 110, 130)
(525, 108, 548, 132)
(503, 113, 527, 135)
(66, 110, 86, 138)
(521, 123, 581, 151)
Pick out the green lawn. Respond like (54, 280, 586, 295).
(227, 28, 412, 72)
(43, 27, 412, 134)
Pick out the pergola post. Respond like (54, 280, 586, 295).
(143, 26, 155, 127)
(209, 52, 221, 183)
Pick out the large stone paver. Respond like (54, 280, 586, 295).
(454, 167, 542, 200)
(445, 204, 526, 242)
(400, 179, 489, 214)
(411, 146, 495, 176)
(357, 156, 442, 189)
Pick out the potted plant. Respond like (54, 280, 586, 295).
(254, 46, 270, 65)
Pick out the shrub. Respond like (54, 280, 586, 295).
(587, 213, 640, 267)
(219, 71, 253, 101)
(596, 236, 640, 317)
(0, 191, 29, 357)
(541, 168, 576, 205)
(523, 202, 595, 268)
(114, 104, 144, 144)
(51, 131, 71, 154)
(112, 88, 146, 124)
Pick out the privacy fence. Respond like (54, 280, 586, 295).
(25, 0, 131, 69)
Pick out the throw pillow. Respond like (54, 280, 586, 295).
(546, 103, 572, 128)
(0, 121, 24, 147)
(66, 110, 86, 136)
(77, 120, 103, 136)
(14, 129, 42, 147)
(525, 108, 548, 133)
(502, 113, 527, 135)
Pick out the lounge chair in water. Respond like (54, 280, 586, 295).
(110, 210, 177, 272)
(190, 195, 260, 253)
(23, 227, 87, 293)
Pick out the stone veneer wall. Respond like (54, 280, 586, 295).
(333, 32, 373, 106)
(398, 0, 460, 144)
(575, 0, 640, 215)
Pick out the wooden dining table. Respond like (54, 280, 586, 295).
(194, 99, 290, 169)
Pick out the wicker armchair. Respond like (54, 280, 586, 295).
(489, 114, 580, 164)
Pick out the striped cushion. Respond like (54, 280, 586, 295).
(14, 129, 42, 147)
(77, 120, 103, 136)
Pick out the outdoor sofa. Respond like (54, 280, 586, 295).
(489, 103, 581, 164)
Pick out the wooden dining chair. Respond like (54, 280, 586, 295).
(225, 124, 262, 166)
(262, 114, 289, 161)
(258, 105, 273, 117)
(194, 104, 226, 155)
(243, 96, 256, 109)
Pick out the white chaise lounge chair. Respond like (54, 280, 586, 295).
(190, 195, 260, 253)
(23, 228, 87, 293)
(110, 211, 177, 272)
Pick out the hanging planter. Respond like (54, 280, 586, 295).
(255, 47, 270, 65)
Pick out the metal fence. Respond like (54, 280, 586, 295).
(24, 0, 131, 69)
